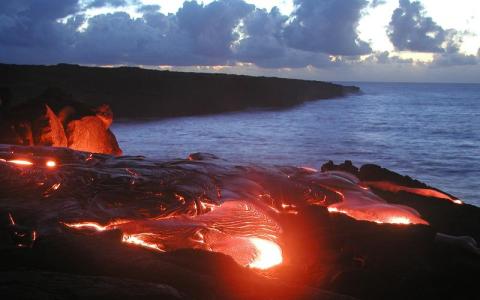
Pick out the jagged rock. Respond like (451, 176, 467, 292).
(0, 88, 122, 155)
(33, 105, 68, 147)
(0, 103, 67, 147)
(322, 160, 359, 176)
(94, 104, 113, 129)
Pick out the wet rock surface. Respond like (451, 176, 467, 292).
(0, 145, 479, 300)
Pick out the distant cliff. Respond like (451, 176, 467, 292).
(0, 63, 359, 119)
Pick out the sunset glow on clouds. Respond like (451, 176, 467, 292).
(1, 0, 479, 82)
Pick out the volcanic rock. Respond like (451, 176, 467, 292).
(0, 102, 67, 147)
(66, 115, 122, 155)
(0, 271, 185, 300)
(0, 145, 479, 300)
(0, 88, 122, 155)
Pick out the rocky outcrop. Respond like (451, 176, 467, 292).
(0, 101, 67, 147)
(0, 88, 122, 155)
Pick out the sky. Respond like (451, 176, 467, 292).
(1, 0, 479, 82)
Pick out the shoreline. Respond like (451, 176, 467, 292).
(0, 63, 360, 119)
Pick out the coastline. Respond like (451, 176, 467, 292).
(0, 63, 360, 119)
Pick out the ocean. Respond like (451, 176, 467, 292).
(112, 82, 480, 206)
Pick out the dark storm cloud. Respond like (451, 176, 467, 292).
(233, 7, 335, 69)
(0, 0, 78, 47)
(0, 0, 80, 64)
(1, 0, 369, 68)
(73, 0, 254, 66)
(284, 0, 372, 56)
(176, 0, 253, 59)
(388, 0, 446, 52)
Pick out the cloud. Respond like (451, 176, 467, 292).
(176, 0, 253, 60)
(0, 0, 80, 64)
(0, 0, 79, 48)
(284, 0, 371, 56)
(2, 0, 475, 76)
(0, 0, 348, 68)
(232, 7, 331, 68)
(85, 0, 128, 9)
(136, 4, 161, 14)
(75, 0, 254, 66)
(388, 0, 447, 53)
(362, 51, 414, 64)
(370, 0, 386, 8)
(431, 52, 478, 67)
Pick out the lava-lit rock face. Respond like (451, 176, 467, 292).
(0, 88, 122, 155)
(1, 145, 479, 300)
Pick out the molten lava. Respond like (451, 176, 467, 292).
(8, 159, 33, 166)
(62, 201, 284, 270)
(362, 181, 463, 205)
(46, 160, 56, 168)
(122, 233, 165, 252)
(248, 237, 283, 269)
(4, 145, 464, 275)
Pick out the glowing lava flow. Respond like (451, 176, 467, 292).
(3, 158, 58, 168)
(64, 221, 165, 251)
(7, 159, 33, 166)
(122, 233, 164, 252)
(361, 181, 464, 205)
(63, 221, 112, 231)
(386, 216, 412, 225)
(46, 160, 56, 168)
(327, 204, 428, 225)
(315, 172, 430, 225)
(62, 201, 284, 270)
(248, 237, 283, 269)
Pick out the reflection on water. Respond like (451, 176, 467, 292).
(113, 82, 480, 205)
